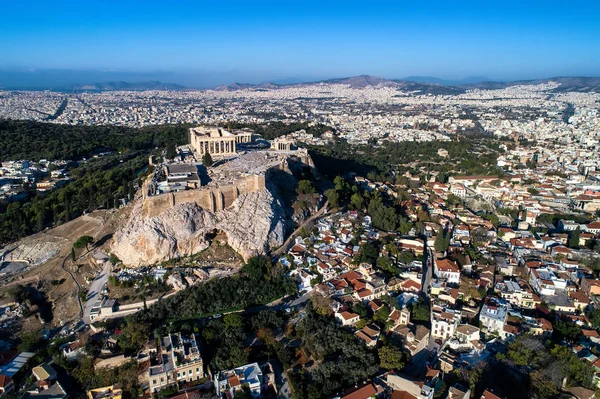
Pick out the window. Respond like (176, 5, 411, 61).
(196, 367, 200, 373)
(177, 372, 180, 378)
(153, 380, 156, 385)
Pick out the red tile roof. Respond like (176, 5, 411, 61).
(436, 258, 459, 273)
(339, 311, 360, 321)
(341, 383, 377, 399)
(228, 375, 240, 387)
(481, 389, 503, 399)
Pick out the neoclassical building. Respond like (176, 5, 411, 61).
(189, 126, 252, 157)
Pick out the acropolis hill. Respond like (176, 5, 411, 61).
(110, 133, 316, 266)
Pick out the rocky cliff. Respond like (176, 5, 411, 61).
(111, 187, 287, 266)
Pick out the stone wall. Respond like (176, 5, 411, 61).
(142, 173, 266, 218)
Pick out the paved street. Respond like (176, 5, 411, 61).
(289, 290, 312, 308)
(421, 246, 434, 295)
(82, 261, 111, 324)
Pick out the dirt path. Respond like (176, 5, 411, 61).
(271, 201, 329, 256)
(61, 254, 84, 318)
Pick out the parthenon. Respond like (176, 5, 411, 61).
(189, 126, 252, 157)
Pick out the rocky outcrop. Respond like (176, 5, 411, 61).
(111, 188, 287, 266)
(216, 188, 287, 260)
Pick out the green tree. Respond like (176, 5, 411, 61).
(373, 306, 391, 325)
(73, 235, 94, 251)
(352, 301, 369, 318)
(367, 195, 397, 231)
(398, 216, 413, 235)
(333, 176, 352, 203)
(118, 321, 151, 352)
(311, 293, 332, 316)
(223, 313, 244, 330)
(434, 228, 450, 253)
(529, 370, 558, 398)
(350, 193, 364, 210)
(109, 253, 121, 265)
(588, 308, 600, 329)
(568, 226, 581, 249)
(241, 256, 273, 281)
(376, 256, 392, 271)
(378, 345, 409, 370)
(202, 152, 213, 167)
(359, 241, 380, 265)
(324, 188, 340, 208)
(553, 318, 582, 342)
(296, 180, 315, 195)
(166, 142, 177, 159)
(410, 299, 430, 322)
(9, 284, 30, 304)
(18, 330, 44, 352)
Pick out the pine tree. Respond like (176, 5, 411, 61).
(434, 227, 450, 253)
(166, 142, 177, 159)
(202, 152, 213, 167)
(568, 226, 581, 249)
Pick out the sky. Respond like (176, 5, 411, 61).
(1, 0, 600, 87)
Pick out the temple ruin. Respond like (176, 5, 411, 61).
(188, 126, 252, 157)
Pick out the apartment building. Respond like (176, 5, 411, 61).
(431, 306, 460, 340)
(479, 298, 508, 334)
(148, 333, 204, 393)
(496, 280, 537, 309)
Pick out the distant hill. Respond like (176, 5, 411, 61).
(3, 70, 599, 94)
(214, 82, 282, 91)
(402, 76, 491, 85)
(459, 76, 600, 92)
(212, 75, 466, 95)
(320, 75, 399, 88)
(70, 80, 186, 91)
(71, 76, 600, 93)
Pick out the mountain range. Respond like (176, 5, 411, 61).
(213, 75, 600, 95)
(2, 72, 600, 94)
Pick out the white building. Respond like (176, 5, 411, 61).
(214, 362, 274, 398)
(431, 306, 460, 340)
(434, 258, 461, 285)
(479, 298, 508, 334)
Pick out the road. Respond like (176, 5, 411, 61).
(288, 290, 312, 308)
(238, 290, 312, 317)
(82, 260, 111, 324)
(421, 245, 434, 295)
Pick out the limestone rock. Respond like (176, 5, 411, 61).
(111, 188, 287, 267)
(216, 189, 286, 261)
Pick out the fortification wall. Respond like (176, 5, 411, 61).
(142, 173, 266, 218)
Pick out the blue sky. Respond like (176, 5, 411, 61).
(1, 0, 600, 86)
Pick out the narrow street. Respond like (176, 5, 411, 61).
(82, 260, 111, 324)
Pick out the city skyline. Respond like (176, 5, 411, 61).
(2, 0, 600, 87)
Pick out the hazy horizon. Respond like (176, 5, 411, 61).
(1, 67, 600, 90)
